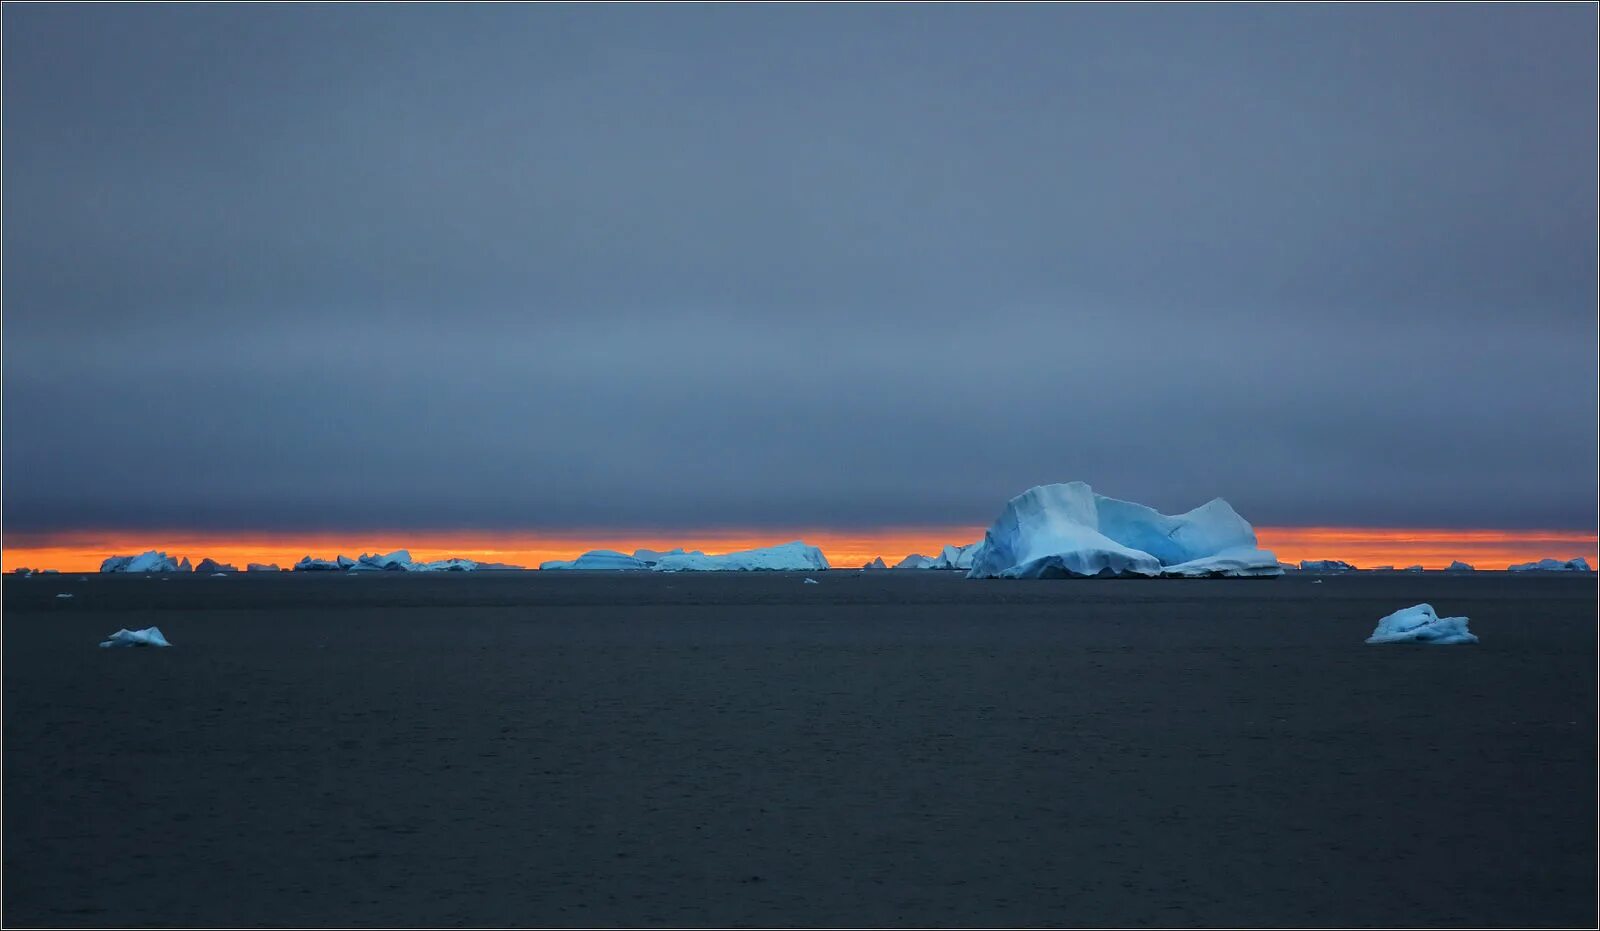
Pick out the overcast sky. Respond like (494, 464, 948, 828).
(5, 4, 1595, 535)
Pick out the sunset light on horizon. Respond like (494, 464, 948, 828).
(5, 526, 1595, 573)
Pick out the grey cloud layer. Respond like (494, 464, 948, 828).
(5, 5, 1595, 532)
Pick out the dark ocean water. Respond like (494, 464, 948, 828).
(4, 571, 1595, 926)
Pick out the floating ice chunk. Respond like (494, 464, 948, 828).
(1508, 557, 1594, 572)
(1300, 559, 1357, 572)
(100, 551, 183, 573)
(653, 541, 829, 572)
(247, 563, 281, 572)
(1366, 604, 1476, 645)
(966, 482, 1280, 579)
(804, 577, 819, 584)
(55, 593, 73, 599)
(99, 627, 172, 648)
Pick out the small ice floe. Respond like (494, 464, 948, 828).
(1311, 579, 1323, 584)
(55, 593, 74, 599)
(803, 577, 819, 584)
(99, 627, 172, 648)
(210, 572, 228, 577)
(1366, 604, 1476, 645)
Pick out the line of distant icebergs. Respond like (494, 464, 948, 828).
(78, 550, 522, 574)
(13, 481, 1594, 578)
(1289, 557, 1592, 573)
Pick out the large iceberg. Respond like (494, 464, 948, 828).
(349, 550, 415, 572)
(1508, 557, 1593, 572)
(966, 482, 1281, 580)
(861, 556, 888, 570)
(1366, 604, 1477, 645)
(1300, 559, 1357, 572)
(1445, 560, 1475, 572)
(100, 551, 184, 573)
(653, 541, 829, 572)
(293, 555, 345, 571)
(539, 550, 651, 571)
(195, 558, 237, 573)
(894, 554, 936, 570)
(247, 563, 281, 572)
(99, 626, 172, 648)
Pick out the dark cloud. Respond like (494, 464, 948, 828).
(5, 4, 1595, 533)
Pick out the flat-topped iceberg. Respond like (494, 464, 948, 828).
(1300, 559, 1357, 572)
(966, 482, 1281, 580)
(1508, 557, 1593, 572)
(413, 558, 479, 572)
(247, 563, 281, 572)
(653, 541, 828, 572)
(99, 626, 172, 648)
(541, 543, 825, 572)
(1366, 604, 1477, 645)
(100, 551, 184, 573)
(540, 550, 651, 571)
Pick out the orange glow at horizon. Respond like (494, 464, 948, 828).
(2, 526, 1595, 573)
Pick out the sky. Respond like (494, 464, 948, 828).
(4, 5, 1597, 564)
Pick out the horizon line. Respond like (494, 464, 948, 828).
(4, 526, 1596, 573)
